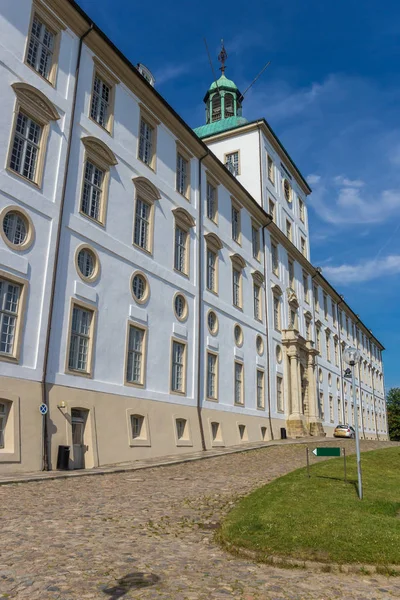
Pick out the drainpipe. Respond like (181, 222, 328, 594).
(41, 24, 94, 471)
(311, 271, 320, 419)
(196, 153, 209, 451)
(353, 318, 366, 440)
(262, 221, 274, 440)
(371, 364, 379, 441)
(336, 298, 346, 425)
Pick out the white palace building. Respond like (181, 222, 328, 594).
(0, 0, 388, 472)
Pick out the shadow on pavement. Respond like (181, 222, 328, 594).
(103, 571, 161, 598)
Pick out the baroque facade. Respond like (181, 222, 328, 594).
(0, 0, 388, 473)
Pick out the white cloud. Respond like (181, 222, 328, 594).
(323, 255, 400, 284)
(154, 63, 191, 86)
(333, 175, 365, 188)
(308, 179, 400, 225)
(307, 174, 321, 185)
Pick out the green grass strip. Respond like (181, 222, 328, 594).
(219, 447, 400, 565)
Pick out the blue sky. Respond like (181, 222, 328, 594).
(77, 0, 400, 388)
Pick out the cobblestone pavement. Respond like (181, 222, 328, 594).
(1, 440, 399, 600)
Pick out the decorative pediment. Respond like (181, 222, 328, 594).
(287, 289, 299, 308)
(132, 176, 161, 204)
(333, 334, 339, 342)
(251, 270, 264, 285)
(172, 207, 195, 230)
(82, 136, 118, 168)
(315, 319, 322, 328)
(304, 310, 313, 321)
(230, 253, 246, 269)
(204, 232, 223, 252)
(272, 283, 283, 296)
(325, 327, 331, 336)
(12, 82, 60, 123)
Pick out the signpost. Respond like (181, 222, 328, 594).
(312, 447, 341, 457)
(307, 447, 347, 484)
(39, 403, 48, 415)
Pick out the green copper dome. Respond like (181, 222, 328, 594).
(208, 75, 239, 93)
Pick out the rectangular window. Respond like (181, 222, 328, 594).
(334, 340, 339, 366)
(234, 361, 244, 405)
(286, 219, 292, 240)
(257, 369, 264, 409)
(277, 375, 283, 412)
(90, 73, 111, 129)
(301, 237, 306, 256)
(319, 391, 325, 420)
(332, 301, 337, 326)
(288, 258, 295, 290)
(323, 293, 328, 319)
(131, 415, 144, 439)
(171, 340, 186, 393)
(0, 278, 21, 356)
(299, 198, 305, 222)
(269, 198, 276, 222)
(176, 153, 189, 197)
(174, 226, 188, 274)
(126, 325, 145, 385)
(207, 352, 218, 400)
(206, 248, 217, 293)
(81, 160, 104, 222)
(133, 198, 151, 251)
(329, 395, 334, 422)
(231, 203, 241, 242)
(289, 307, 296, 329)
(206, 181, 217, 222)
(326, 334, 331, 361)
(267, 155, 274, 183)
(0, 402, 8, 449)
(271, 242, 279, 276)
(9, 112, 42, 182)
(252, 225, 260, 259)
(273, 295, 281, 331)
(313, 284, 319, 311)
(303, 271, 309, 302)
(138, 118, 154, 166)
(232, 268, 241, 308)
(226, 151, 239, 176)
(316, 327, 321, 352)
(305, 319, 311, 340)
(26, 14, 55, 81)
(253, 283, 261, 321)
(68, 305, 93, 373)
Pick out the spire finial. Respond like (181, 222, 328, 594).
(218, 39, 228, 75)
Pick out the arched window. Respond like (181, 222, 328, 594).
(211, 93, 221, 122)
(224, 93, 234, 118)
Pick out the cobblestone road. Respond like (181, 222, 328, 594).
(1, 440, 399, 600)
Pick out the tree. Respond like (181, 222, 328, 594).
(387, 387, 400, 441)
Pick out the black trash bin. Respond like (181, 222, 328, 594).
(56, 445, 70, 470)
(280, 427, 287, 440)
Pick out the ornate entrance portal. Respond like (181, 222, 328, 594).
(282, 328, 325, 438)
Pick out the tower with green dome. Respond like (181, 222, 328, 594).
(194, 41, 248, 139)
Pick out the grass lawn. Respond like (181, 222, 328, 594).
(219, 447, 400, 565)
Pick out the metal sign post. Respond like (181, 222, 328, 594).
(343, 448, 347, 483)
(306, 447, 310, 478)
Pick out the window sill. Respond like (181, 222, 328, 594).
(65, 369, 93, 379)
(132, 242, 153, 257)
(137, 156, 156, 173)
(88, 115, 113, 137)
(24, 60, 55, 87)
(211, 440, 225, 448)
(129, 439, 151, 447)
(176, 439, 193, 447)
(206, 396, 218, 403)
(79, 210, 105, 228)
(6, 167, 41, 191)
(173, 268, 189, 279)
(0, 354, 19, 364)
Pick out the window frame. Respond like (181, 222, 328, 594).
(231, 198, 242, 244)
(253, 282, 262, 321)
(124, 321, 148, 388)
(256, 368, 265, 410)
(273, 293, 281, 332)
(7, 83, 60, 189)
(0, 270, 28, 364)
(276, 375, 284, 412)
(137, 105, 159, 171)
(206, 172, 219, 224)
(251, 220, 261, 261)
(65, 299, 97, 378)
(176, 141, 192, 200)
(206, 350, 219, 401)
(268, 198, 276, 222)
(170, 338, 188, 395)
(24, 1, 65, 86)
(89, 58, 118, 134)
(131, 177, 160, 256)
(0, 206, 35, 252)
(271, 240, 279, 277)
(79, 136, 117, 227)
(267, 154, 275, 184)
(224, 150, 240, 176)
(234, 360, 244, 406)
(298, 197, 305, 223)
(173, 207, 195, 278)
(286, 219, 292, 241)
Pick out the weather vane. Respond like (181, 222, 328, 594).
(218, 39, 228, 75)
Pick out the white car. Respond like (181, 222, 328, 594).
(333, 424, 355, 439)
